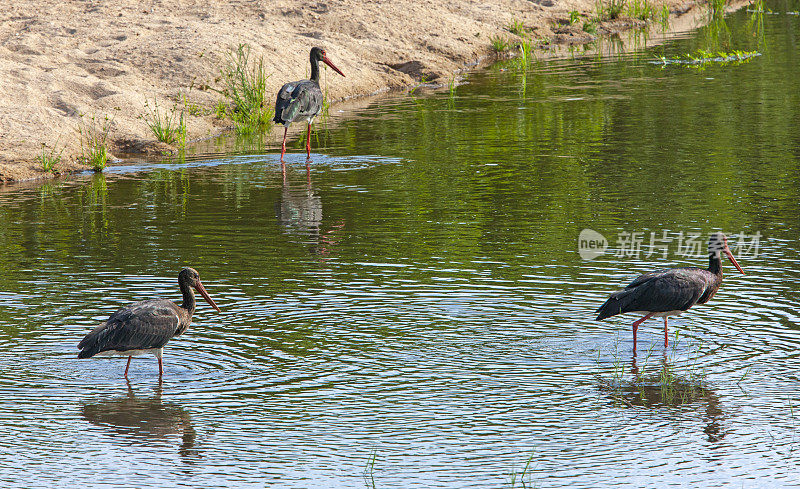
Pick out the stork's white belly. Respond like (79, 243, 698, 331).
(95, 347, 163, 358)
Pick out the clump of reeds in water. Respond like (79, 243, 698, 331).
(596, 332, 718, 408)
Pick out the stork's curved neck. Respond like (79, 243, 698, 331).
(708, 252, 722, 276)
(179, 279, 196, 316)
(310, 55, 321, 83)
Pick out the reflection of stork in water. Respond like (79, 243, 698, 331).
(81, 379, 197, 457)
(276, 174, 344, 257)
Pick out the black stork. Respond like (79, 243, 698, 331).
(596, 232, 745, 355)
(77, 268, 220, 377)
(274, 46, 345, 165)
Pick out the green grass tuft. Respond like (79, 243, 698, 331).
(595, 0, 626, 20)
(507, 18, 527, 36)
(77, 113, 113, 172)
(219, 44, 274, 135)
(491, 35, 511, 53)
(626, 0, 655, 20)
(38, 138, 64, 172)
(141, 99, 187, 147)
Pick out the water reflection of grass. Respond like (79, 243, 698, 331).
(597, 333, 715, 408)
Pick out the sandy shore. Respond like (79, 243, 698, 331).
(0, 0, 733, 182)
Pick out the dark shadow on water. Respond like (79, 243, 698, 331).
(81, 379, 198, 459)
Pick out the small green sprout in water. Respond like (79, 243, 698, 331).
(362, 450, 377, 489)
(583, 21, 598, 34)
(38, 137, 64, 172)
(77, 113, 114, 172)
(518, 39, 534, 66)
(738, 366, 752, 385)
(708, 0, 726, 18)
(447, 75, 458, 107)
(569, 10, 582, 23)
(508, 451, 539, 488)
(409, 74, 430, 96)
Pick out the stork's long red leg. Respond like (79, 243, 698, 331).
(664, 317, 669, 348)
(124, 356, 132, 377)
(306, 123, 312, 159)
(631, 313, 654, 356)
(158, 356, 163, 376)
(280, 126, 288, 162)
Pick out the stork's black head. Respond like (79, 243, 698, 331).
(707, 232, 745, 275)
(310, 46, 345, 77)
(708, 231, 727, 256)
(179, 267, 201, 287)
(179, 267, 221, 312)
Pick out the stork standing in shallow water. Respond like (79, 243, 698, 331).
(596, 232, 745, 355)
(274, 47, 345, 167)
(78, 268, 220, 377)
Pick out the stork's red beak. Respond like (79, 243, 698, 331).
(195, 281, 221, 312)
(322, 55, 345, 77)
(724, 245, 745, 275)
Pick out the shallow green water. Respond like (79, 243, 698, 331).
(1, 3, 800, 487)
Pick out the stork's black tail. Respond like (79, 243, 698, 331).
(595, 289, 636, 321)
(77, 323, 109, 359)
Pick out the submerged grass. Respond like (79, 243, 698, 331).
(218, 44, 273, 135)
(77, 113, 113, 172)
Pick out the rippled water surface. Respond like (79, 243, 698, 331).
(2, 4, 800, 488)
